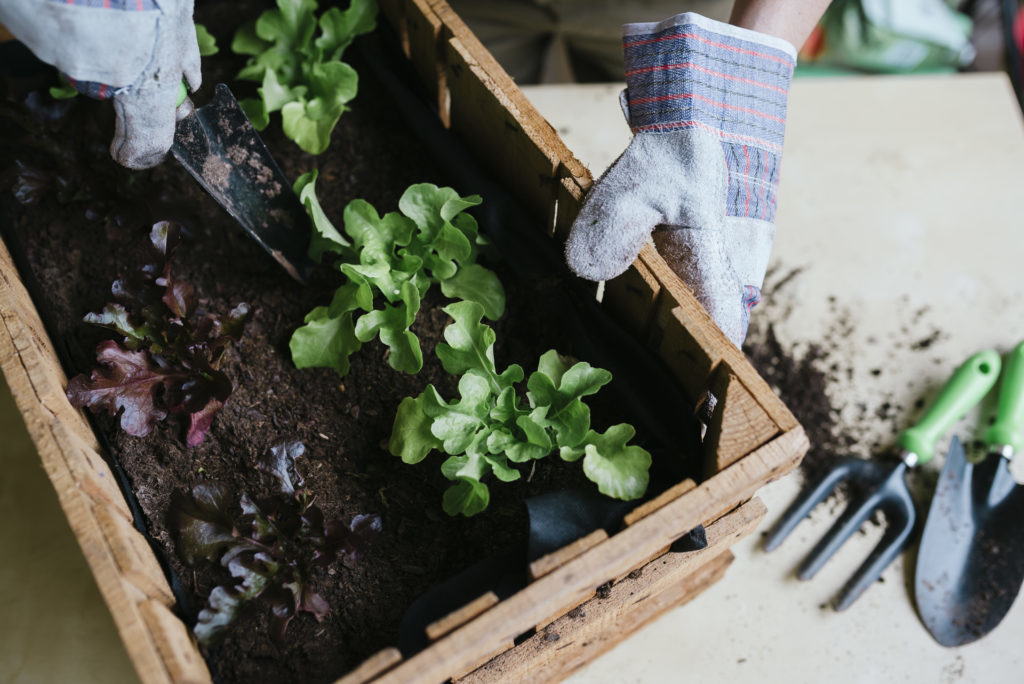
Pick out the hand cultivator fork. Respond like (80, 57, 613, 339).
(764, 350, 1001, 610)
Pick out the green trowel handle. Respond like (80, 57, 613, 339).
(177, 81, 188, 107)
(898, 349, 1002, 465)
(984, 342, 1024, 454)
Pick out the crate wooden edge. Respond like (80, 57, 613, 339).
(0, 2, 808, 683)
(0, 240, 209, 684)
(366, 427, 806, 684)
(458, 496, 768, 683)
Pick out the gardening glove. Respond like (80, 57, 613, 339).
(564, 13, 796, 347)
(0, 0, 201, 169)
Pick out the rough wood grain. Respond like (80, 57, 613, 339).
(372, 429, 806, 684)
(703, 365, 780, 474)
(94, 503, 175, 605)
(336, 648, 403, 684)
(50, 415, 132, 521)
(529, 530, 608, 630)
(426, 592, 499, 641)
(640, 245, 798, 433)
(139, 600, 212, 684)
(602, 260, 662, 339)
(530, 529, 608, 581)
(623, 479, 697, 527)
(459, 498, 767, 683)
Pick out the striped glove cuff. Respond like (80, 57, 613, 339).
(622, 13, 796, 223)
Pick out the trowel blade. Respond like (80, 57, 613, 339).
(171, 84, 313, 284)
(914, 436, 1024, 646)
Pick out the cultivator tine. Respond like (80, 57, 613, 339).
(797, 491, 881, 580)
(763, 461, 853, 553)
(834, 512, 915, 611)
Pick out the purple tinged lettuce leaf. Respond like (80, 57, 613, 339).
(68, 222, 250, 445)
(65, 340, 173, 437)
(172, 483, 240, 566)
(184, 398, 224, 448)
(173, 443, 382, 645)
(257, 439, 306, 496)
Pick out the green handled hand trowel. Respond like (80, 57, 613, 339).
(171, 83, 313, 284)
(765, 350, 1001, 610)
(915, 342, 1024, 646)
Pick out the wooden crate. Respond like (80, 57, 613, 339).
(0, 2, 807, 683)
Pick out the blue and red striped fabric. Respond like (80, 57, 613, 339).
(50, 0, 160, 99)
(623, 16, 795, 223)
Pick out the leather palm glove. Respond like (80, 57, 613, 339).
(0, 0, 201, 169)
(565, 13, 796, 347)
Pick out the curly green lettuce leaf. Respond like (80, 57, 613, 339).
(231, 0, 377, 153)
(561, 424, 651, 500)
(195, 23, 219, 56)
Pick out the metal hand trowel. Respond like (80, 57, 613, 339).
(915, 342, 1024, 646)
(171, 83, 313, 284)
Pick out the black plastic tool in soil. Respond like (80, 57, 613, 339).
(915, 341, 1024, 646)
(172, 85, 314, 284)
(765, 350, 1001, 610)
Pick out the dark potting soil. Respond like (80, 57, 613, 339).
(0, 6, 663, 682)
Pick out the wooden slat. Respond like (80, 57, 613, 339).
(0, 245, 98, 448)
(401, 0, 446, 111)
(703, 365, 781, 475)
(529, 530, 608, 631)
(139, 600, 212, 684)
(337, 648, 403, 684)
(458, 498, 767, 683)
(442, 35, 560, 221)
(372, 428, 806, 684)
(0, 239, 179, 684)
(426, 592, 499, 641)
(602, 260, 662, 339)
(451, 640, 516, 682)
(529, 529, 608, 581)
(94, 503, 174, 605)
(51, 417, 132, 521)
(623, 479, 697, 527)
(640, 244, 799, 432)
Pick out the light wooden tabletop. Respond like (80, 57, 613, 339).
(526, 73, 1024, 684)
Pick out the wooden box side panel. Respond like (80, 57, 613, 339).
(458, 497, 767, 683)
(368, 428, 806, 684)
(0, 240, 210, 684)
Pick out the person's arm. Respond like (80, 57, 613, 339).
(729, 0, 833, 48)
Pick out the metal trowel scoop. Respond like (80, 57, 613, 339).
(915, 342, 1024, 646)
(171, 84, 313, 283)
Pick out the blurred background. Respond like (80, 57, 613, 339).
(449, 0, 1024, 110)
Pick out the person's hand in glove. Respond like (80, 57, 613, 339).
(0, 0, 201, 169)
(565, 4, 823, 347)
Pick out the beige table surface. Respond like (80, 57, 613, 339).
(3, 72, 1024, 683)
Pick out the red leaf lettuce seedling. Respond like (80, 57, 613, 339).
(66, 222, 250, 446)
(390, 301, 652, 516)
(172, 440, 382, 645)
(289, 175, 505, 377)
